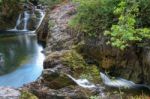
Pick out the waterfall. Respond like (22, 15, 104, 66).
(67, 74, 96, 89)
(14, 14, 22, 30)
(8, 11, 30, 32)
(100, 72, 150, 90)
(8, 14, 22, 31)
(8, 9, 45, 32)
(100, 72, 135, 88)
(23, 11, 30, 31)
(35, 9, 45, 30)
(67, 74, 105, 97)
(0, 53, 4, 67)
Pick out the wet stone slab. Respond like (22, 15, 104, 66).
(0, 87, 21, 99)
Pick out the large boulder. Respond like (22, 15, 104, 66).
(42, 69, 76, 89)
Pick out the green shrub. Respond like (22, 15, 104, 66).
(69, 0, 119, 37)
(70, 0, 150, 50)
(105, 0, 150, 50)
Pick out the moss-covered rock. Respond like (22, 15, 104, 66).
(61, 50, 101, 83)
(20, 90, 38, 99)
(62, 50, 87, 71)
(44, 49, 101, 86)
(42, 69, 76, 89)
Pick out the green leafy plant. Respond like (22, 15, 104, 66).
(69, 0, 119, 37)
(70, 0, 150, 50)
(104, 0, 150, 50)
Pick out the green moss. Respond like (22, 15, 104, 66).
(82, 65, 101, 83)
(20, 91, 38, 99)
(61, 50, 100, 83)
(62, 50, 87, 71)
(48, 20, 55, 28)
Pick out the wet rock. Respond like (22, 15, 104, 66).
(42, 69, 76, 89)
(0, 87, 20, 99)
(23, 83, 92, 99)
(43, 50, 67, 69)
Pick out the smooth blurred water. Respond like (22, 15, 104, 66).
(0, 33, 44, 88)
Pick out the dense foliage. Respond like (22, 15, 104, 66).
(105, 0, 150, 49)
(39, 0, 62, 8)
(70, 0, 150, 49)
(69, 0, 119, 36)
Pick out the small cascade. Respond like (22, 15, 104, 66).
(100, 72, 150, 90)
(8, 9, 45, 32)
(14, 14, 22, 31)
(100, 72, 135, 88)
(0, 53, 4, 67)
(35, 9, 45, 30)
(67, 74, 96, 89)
(23, 11, 30, 31)
(67, 74, 105, 97)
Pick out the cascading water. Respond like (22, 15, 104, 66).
(13, 14, 22, 31)
(67, 74, 96, 89)
(67, 74, 105, 97)
(100, 72, 150, 91)
(35, 9, 45, 30)
(8, 9, 45, 32)
(23, 11, 30, 31)
(0, 6, 46, 88)
(0, 53, 4, 67)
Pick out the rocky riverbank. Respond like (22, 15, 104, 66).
(19, 1, 150, 99)
(21, 2, 104, 99)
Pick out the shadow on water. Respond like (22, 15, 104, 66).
(0, 31, 45, 88)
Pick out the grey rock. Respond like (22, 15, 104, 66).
(0, 87, 21, 99)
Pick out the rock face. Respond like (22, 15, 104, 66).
(45, 3, 76, 52)
(81, 36, 150, 85)
(0, 1, 22, 30)
(37, 12, 49, 42)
